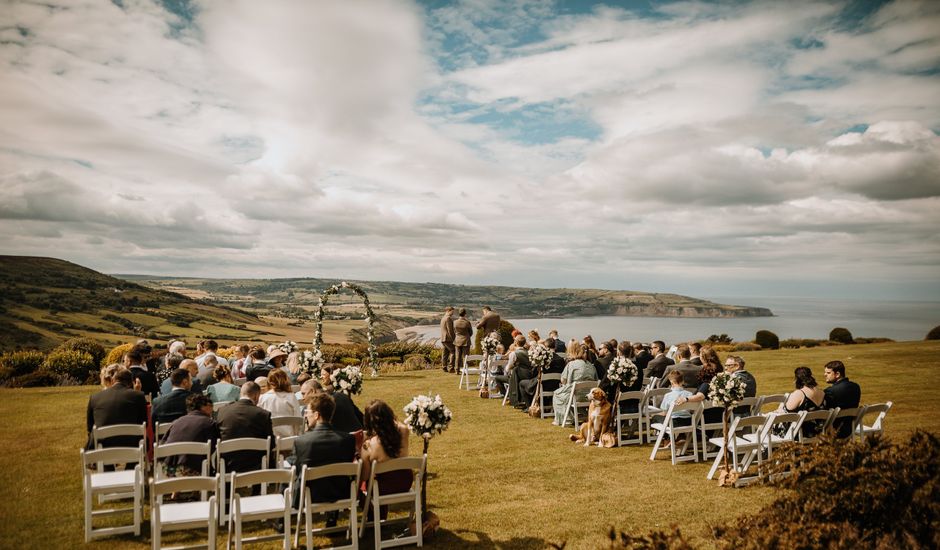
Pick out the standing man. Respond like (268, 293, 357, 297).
(453, 308, 473, 374)
(823, 360, 861, 438)
(476, 305, 501, 335)
(440, 306, 456, 373)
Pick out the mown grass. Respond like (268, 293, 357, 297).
(1, 341, 937, 549)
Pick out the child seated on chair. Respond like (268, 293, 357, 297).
(652, 371, 694, 427)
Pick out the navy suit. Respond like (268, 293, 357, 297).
(825, 378, 862, 438)
(293, 423, 356, 506)
(152, 388, 192, 425)
(86, 383, 148, 449)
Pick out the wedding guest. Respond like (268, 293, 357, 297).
(195, 340, 229, 376)
(161, 359, 202, 396)
(244, 347, 272, 380)
(777, 366, 825, 437)
(645, 341, 674, 380)
(206, 364, 240, 404)
(618, 341, 644, 391)
(660, 344, 702, 390)
(318, 365, 364, 433)
(197, 354, 219, 387)
(503, 335, 534, 408)
(158, 352, 184, 385)
(229, 344, 251, 379)
(255, 376, 270, 394)
(98, 363, 121, 389)
(725, 355, 757, 417)
(440, 306, 456, 373)
(216, 382, 275, 473)
(125, 346, 159, 400)
(551, 342, 597, 426)
(476, 305, 501, 335)
(583, 335, 599, 356)
(653, 371, 694, 427)
(632, 342, 652, 380)
(594, 341, 615, 380)
(360, 400, 411, 500)
(549, 330, 566, 353)
(168, 339, 187, 356)
(285, 351, 302, 384)
(823, 360, 861, 438)
(152, 368, 192, 425)
(689, 342, 703, 366)
(159, 393, 219, 477)
(527, 329, 541, 346)
(519, 337, 564, 406)
(267, 348, 288, 372)
(453, 308, 473, 373)
(258, 369, 301, 438)
(675, 361, 723, 426)
(292, 393, 356, 520)
(86, 367, 147, 450)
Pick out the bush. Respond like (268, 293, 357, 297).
(754, 330, 779, 350)
(103, 343, 134, 367)
(0, 350, 45, 382)
(854, 337, 893, 344)
(779, 338, 802, 349)
(829, 327, 855, 344)
(403, 354, 429, 370)
(472, 319, 516, 354)
(927, 325, 940, 340)
(55, 337, 106, 366)
(42, 349, 96, 382)
(731, 342, 762, 352)
(6, 369, 70, 388)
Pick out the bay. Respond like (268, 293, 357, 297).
(398, 297, 939, 345)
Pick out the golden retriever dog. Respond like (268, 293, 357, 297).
(569, 387, 612, 446)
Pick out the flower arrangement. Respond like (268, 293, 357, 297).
(297, 349, 323, 376)
(403, 394, 453, 441)
(481, 332, 500, 355)
(314, 281, 378, 375)
(277, 340, 298, 354)
(708, 372, 747, 407)
(527, 343, 553, 370)
(329, 365, 363, 395)
(606, 356, 638, 388)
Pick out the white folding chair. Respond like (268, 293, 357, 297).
(488, 359, 508, 397)
(151, 475, 219, 550)
(744, 412, 800, 461)
(155, 421, 175, 442)
(92, 423, 147, 450)
(830, 407, 862, 439)
(792, 409, 834, 444)
(615, 390, 646, 446)
(559, 381, 598, 428)
(754, 394, 788, 415)
(272, 416, 304, 437)
(734, 396, 760, 417)
(641, 388, 670, 441)
(643, 377, 659, 393)
(649, 402, 702, 465)
(228, 469, 295, 550)
(536, 373, 562, 418)
(275, 435, 299, 468)
(706, 414, 769, 481)
(81, 444, 145, 542)
(153, 441, 213, 499)
(458, 355, 484, 390)
(216, 437, 271, 526)
(855, 402, 893, 442)
(359, 456, 425, 549)
(295, 462, 361, 550)
(698, 404, 726, 460)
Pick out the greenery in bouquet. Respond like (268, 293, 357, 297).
(329, 365, 363, 395)
(708, 371, 747, 407)
(481, 332, 500, 355)
(278, 340, 298, 354)
(527, 343, 553, 370)
(298, 349, 323, 376)
(403, 394, 453, 440)
(606, 356, 638, 388)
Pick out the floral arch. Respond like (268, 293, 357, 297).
(314, 281, 378, 376)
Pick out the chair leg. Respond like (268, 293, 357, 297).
(649, 429, 665, 460)
(373, 500, 381, 550)
(84, 486, 92, 543)
(707, 445, 724, 479)
(349, 501, 359, 550)
(670, 431, 678, 465)
(283, 506, 291, 550)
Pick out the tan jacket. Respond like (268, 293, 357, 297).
(440, 314, 455, 343)
(453, 317, 473, 347)
(476, 311, 501, 334)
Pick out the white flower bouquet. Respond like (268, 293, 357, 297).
(708, 372, 747, 408)
(481, 332, 500, 355)
(527, 343, 553, 370)
(403, 394, 453, 440)
(278, 340, 298, 354)
(329, 365, 363, 395)
(606, 356, 638, 388)
(298, 349, 323, 376)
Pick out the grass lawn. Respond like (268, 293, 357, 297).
(1, 340, 937, 549)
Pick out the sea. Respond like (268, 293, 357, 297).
(397, 296, 940, 345)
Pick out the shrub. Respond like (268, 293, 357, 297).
(0, 350, 45, 382)
(779, 338, 802, 349)
(731, 342, 762, 352)
(472, 319, 516, 354)
(55, 337, 106, 366)
(403, 354, 429, 370)
(829, 327, 855, 344)
(854, 337, 894, 344)
(927, 325, 940, 340)
(6, 369, 62, 388)
(705, 334, 733, 344)
(754, 330, 780, 350)
(103, 343, 134, 367)
(42, 349, 96, 382)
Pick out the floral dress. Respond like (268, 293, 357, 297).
(552, 359, 598, 425)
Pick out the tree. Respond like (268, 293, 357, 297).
(754, 330, 779, 349)
(926, 325, 940, 340)
(829, 327, 855, 344)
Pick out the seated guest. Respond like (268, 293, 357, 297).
(319, 365, 364, 433)
(161, 359, 203, 396)
(660, 344, 702, 390)
(599, 341, 639, 408)
(197, 354, 219, 387)
(168, 339, 187, 356)
(216, 382, 275, 473)
(725, 355, 757, 417)
(267, 348, 288, 372)
(159, 393, 219, 477)
(583, 335, 599, 357)
(519, 337, 564, 407)
(258, 369, 302, 438)
(195, 339, 229, 373)
(360, 400, 412, 511)
(86, 367, 147, 450)
(549, 330, 566, 353)
(125, 346, 159, 400)
(504, 335, 534, 408)
(689, 342, 703, 366)
(674, 359, 723, 426)
(229, 344, 251, 379)
(632, 342, 652, 380)
(157, 352, 185, 385)
(245, 347, 273, 380)
(255, 376, 270, 393)
(699, 346, 722, 374)
(776, 366, 825, 437)
(594, 341, 615, 380)
(551, 342, 598, 426)
(645, 341, 674, 380)
(823, 360, 861, 438)
(292, 393, 356, 518)
(652, 371, 695, 427)
(152, 368, 192, 425)
(285, 351, 303, 384)
(98, 363, 121, 389)
(206, 365, 241, 404)
(527, 330, 541, 346)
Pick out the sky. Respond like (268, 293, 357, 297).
(1, 0, 939, 301)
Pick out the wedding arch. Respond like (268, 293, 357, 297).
(314, 281, 379, 376)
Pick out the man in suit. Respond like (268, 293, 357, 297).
(632, 342, 652, 382)
(689, 342, 703, 366)
(726, 355, 757, 416)
(645, 340, 674, 380)
(318, 365, 364, 432)
(475, 305, 501, 335)
(216, 381, 275, 473)
(244, 348, 272, 381)
(86, 367, 148, 450)
(160, 393, 219, 475)
(823, 360, 861, 438)
(660, 344, 702, 390)
(126, 346, 159, 400)
(440, 306, 456, 373)
(293, 393, 356, 523)
(160, 359, 203, 396)
(548, 330, 566, 353)
(152, 368, 193, 425)
(453, 308, 473, 374)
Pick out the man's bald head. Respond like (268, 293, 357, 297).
(181, 359, 198, 377)
(240, 381, 261, 403)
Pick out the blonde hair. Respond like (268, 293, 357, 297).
(267, 369, 292, 393)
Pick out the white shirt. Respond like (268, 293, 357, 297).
(258, 390, 301, 437)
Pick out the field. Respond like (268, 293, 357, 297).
(1, 340, 937, 549)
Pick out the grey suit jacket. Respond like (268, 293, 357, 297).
(440, 315, 455, 343)
(476, 311, 501, 334)
(661, 360, 703, 389)
(453, 318, 473, 347)
(645, 354, 675, 380)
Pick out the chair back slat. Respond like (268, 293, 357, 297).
(153, 441, 211, 461)
(301, 461, 360, 483)
(152, 475, 218, 496)
(82, 444, 144, 467)
(218, 437, 270, 454)
(231, 468, 293, 490)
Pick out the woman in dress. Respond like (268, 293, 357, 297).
(360, 400, 411, 497)
(777, 366, 825, 437)
(206, 364, 240, 403)
(551, 341, 598, 426)
(258, 368, 301, 437)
